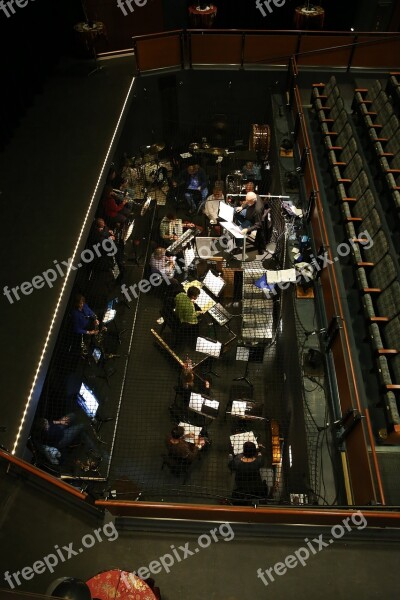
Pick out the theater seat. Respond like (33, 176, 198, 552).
(363, 280, 400, 322)
(369, 315, 400, 355)
(356, 253, 397, 294)
(351, 229, 388, 267)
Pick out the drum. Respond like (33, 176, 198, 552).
(249, 124, 271, 158)
(294, 5, 325, 30)
(188, 4, 217, 28)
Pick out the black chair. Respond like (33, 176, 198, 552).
(161, 453, 192, 484)
(27, 437, 61, 477)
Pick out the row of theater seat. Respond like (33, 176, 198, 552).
(352, 78, 400, 218)
(386, 72, 400, 114)
(311, 76, 400, 435)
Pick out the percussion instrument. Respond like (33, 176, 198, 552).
(73, 21, 107, 58)
(249, 124, 271, 158)
(188, 4, 217, 28)
(203, 147, 227, 156)
(294, 5, 325, 30)
(189, 142, 201, 151)
(140, 142, 165, 154)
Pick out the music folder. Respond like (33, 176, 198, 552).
(196, 336, 222, 358)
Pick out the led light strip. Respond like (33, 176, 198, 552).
(12, 76, 136, 455)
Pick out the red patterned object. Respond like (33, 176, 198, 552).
(86, 569, 157, 600)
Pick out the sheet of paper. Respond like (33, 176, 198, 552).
(179, 422, 203, 440)
(231, 400, 247, 416)
(230, 431, 257, 455)
(265, 268, 296, 284)
(189, 393, 203, 412)
(204, 399, 219, 410)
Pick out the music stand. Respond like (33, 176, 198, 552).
(90, 346, 116, 386)
(233, 346, 253, 387)
(196, 336, 221, 377)
(103, 299, 127, 345)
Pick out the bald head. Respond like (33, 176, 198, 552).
(245, 192, 257, 204)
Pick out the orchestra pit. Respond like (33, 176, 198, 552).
(1, 5, 400, 599)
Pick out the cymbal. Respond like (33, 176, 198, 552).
(140, 142, 165, 154)
(189, 142, 200, 151)
(203, 147, 226, 156)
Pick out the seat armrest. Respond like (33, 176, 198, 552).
(355, 88, 368, 92)
(338, 178, 352, 183)
(341, 196, 357, 202)
(378, 349, 399, 355)
(370, 317, 390, 322)
(363, 288, 381, 293)
(357, 261, 374, 266)
(347, 217, 362, 222)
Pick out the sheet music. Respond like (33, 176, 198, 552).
(179, 422, 203, 441)
(230, 431, 257, 455)
(265, 268, 297, 284)
(189, 394, 219, 413)
(220, 220, 245, 239)
(203, 270, 225, 296)
(196, 288, 216, 311)
(189, 393, 203, 412)
(218, 202, 235, 222)
(231, 400, 247, 416)
(196, 336, 222, 357)
(103, 308, 116, 323)
(182, 280, 216, 311)
(204, 399, 219, 410)
(236, 347, 250, 361)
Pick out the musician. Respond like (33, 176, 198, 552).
(229, 441, 268, 499)
(235, 192, 269, 254)
(159, 213, 185, 243)
(165, 425, 206, 462)
(32, 413, 99, 457)
(240, 180, 255, 196)
(175, 286, 201, 326)
(242, 161, 261, 183)
(178, 367, 212, 405)
(202, 187, 225, 224)
(150, 247, 176, 280)
(90, 218, 115, 245)
(102, 185, 132, 226)
(180, 164, 208, 215)
(72, 293, 99, 336)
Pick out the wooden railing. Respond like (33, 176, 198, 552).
(0, 448, 89, 502)
(131, 29, 400, 74)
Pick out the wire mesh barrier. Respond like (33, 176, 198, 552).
(23, 72, 343, 508)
